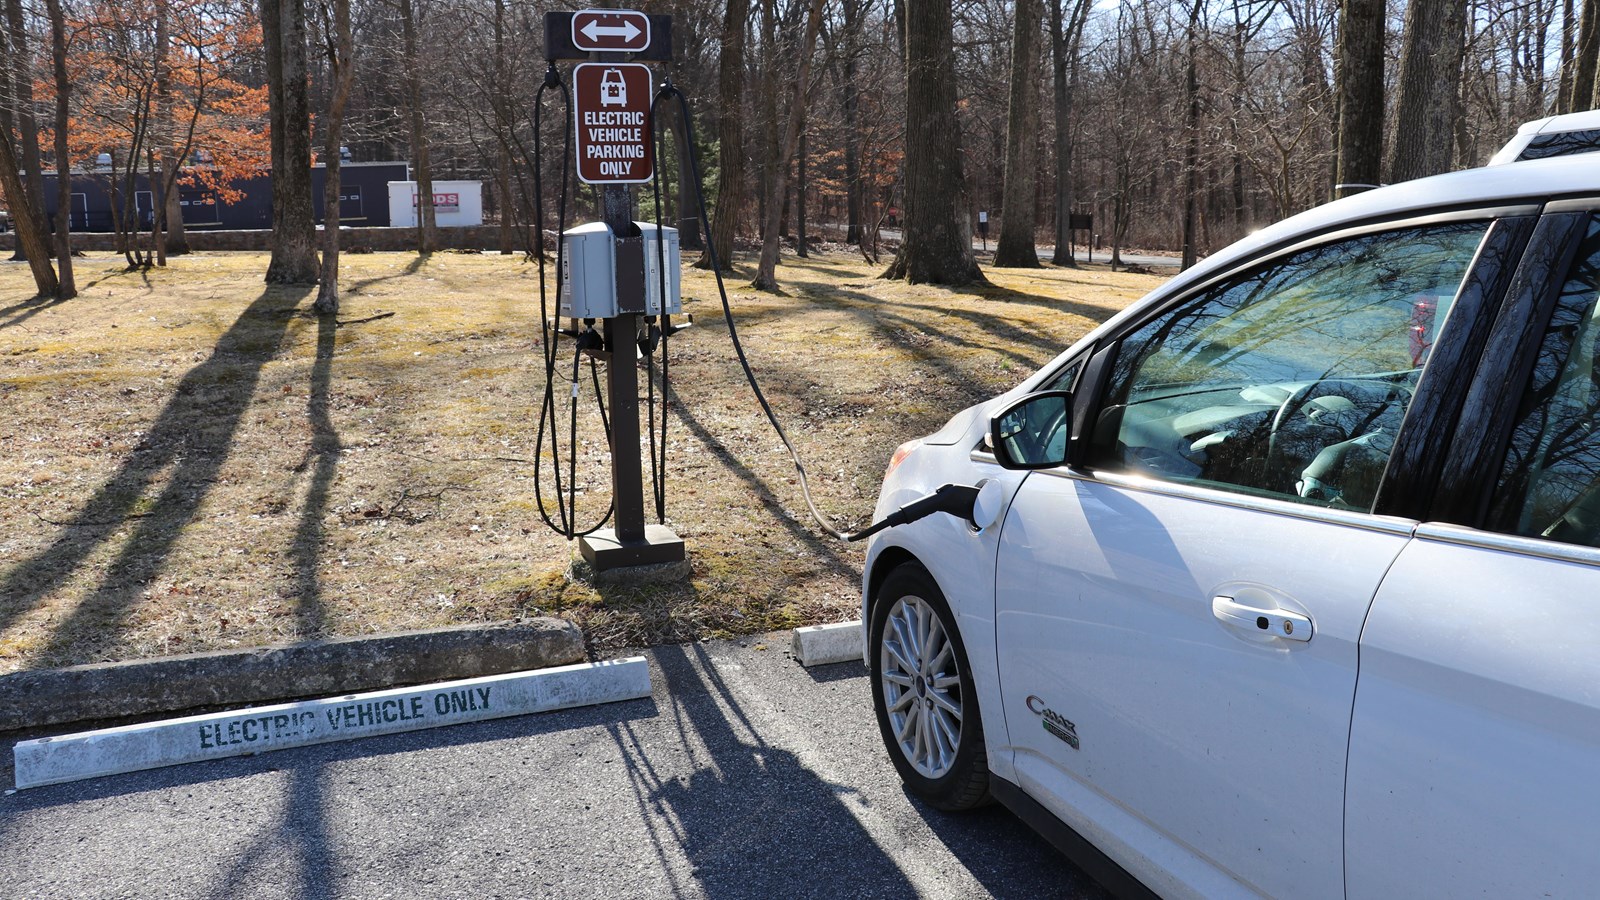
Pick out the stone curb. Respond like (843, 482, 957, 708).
(791, 621, 864, 667)
(0, 618, 584, 733)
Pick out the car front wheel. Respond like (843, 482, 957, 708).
(869, 562, 990, 811)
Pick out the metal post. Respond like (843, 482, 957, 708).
(578, 187, 685, 570)
(602, 187, 644, 545)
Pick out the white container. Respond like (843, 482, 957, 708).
(387, 180, 484, 228)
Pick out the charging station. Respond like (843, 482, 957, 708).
(537, 8, 687, 573)
(529, 8, 937, 564)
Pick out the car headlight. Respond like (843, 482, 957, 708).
(886, 439, 921, 478)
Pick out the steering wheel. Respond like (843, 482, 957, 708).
(1266, 379, 1408, 489)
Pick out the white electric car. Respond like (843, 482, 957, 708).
(861, 149, 1600, 898)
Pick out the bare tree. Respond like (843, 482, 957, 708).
(883, 0, 984, 284)
(752, 0, 825, 290)
(698, 0, 750, 270)
(314, 0, 356, 314)
(399, 0, 436, 253)
(1179, 0, 1202, 269)
(4, 0, 45, 263)
(993, 0, 1042, 267)
(263, 0, 321, 283)
(0, 11, 57, 296)
(1388, 0, 1468, 182)
(46, 0, 74, 298)
(1049, 0, 1091, 266)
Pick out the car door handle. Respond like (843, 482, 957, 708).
(1212, 596, 1313, 642)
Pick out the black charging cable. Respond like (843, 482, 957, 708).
(654, 80, 926, 543)
(532, 63, 613, 539)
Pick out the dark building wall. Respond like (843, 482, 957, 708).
(0, 225, 520, 253)
(40, 163, 409, 233)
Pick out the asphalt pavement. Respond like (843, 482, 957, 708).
(1, 635, 1111, 899)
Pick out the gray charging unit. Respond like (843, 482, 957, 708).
(561, 222, 682, 319)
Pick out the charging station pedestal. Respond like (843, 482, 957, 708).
(573, 204, 686, 572)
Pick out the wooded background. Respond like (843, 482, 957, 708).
(5, 0, 1600, 300)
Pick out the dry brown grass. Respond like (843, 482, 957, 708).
(0, 249, 1165, 672)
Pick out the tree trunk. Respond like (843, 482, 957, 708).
(675, 103, 702, 250)
(1560, 0, 1578, 111)
(45, 0, 73, 298)
(752, 0, 824, 290)
(0, 21, 55, 294)
(493, 0, 511, 255)
(697, 0, 750, 270)
(1335, 0, 1385, 195)
(841, 0, 865, 245)
(315, 0, 355, 314)
(164, 186, 189, 255)
(1050, 0, 1090, 266)
(755, 0, 778, 243)
(882, 0, 985, 285)
(994, 0, 1042, 268)
(4, 0, 43, 263)
(1572, 0, 1600, 111)
(0, 129, 56, 295)
(796, 128, 808, 258)
(400, 0, 435, 254)
(1387, 0, 1468, 183)
(153, 0, 170, 267)
(262, 0, 320, 283)
(1179, 0, 1201, 270)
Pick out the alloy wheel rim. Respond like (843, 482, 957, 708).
(879, 594, 963, 779)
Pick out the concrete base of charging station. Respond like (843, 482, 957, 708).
(13, 658, 652, 790)
(579, 524, 686, 573)
(792, 621, 864, 667)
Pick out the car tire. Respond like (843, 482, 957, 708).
(869, 562, 991, 811)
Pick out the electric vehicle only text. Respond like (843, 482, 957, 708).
(861, 133, 1600, 898)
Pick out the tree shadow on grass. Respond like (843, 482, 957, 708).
(0, 285, 314, 666)
(344, 252, 428, 296)
(0, 294, 69, 331)
(288, 314, 342, 639)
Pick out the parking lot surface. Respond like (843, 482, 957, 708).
(1, 635, 1109, 899)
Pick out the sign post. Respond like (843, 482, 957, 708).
(547, 10, 684, 573)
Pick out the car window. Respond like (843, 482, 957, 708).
(1090, 221, 1492, 509)
(1518, 129, 1600, 162)
(1486, 216, 1600, 546)
(1044, 359, 1082, 392)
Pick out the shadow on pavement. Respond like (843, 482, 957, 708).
(611, 642, 917, 897)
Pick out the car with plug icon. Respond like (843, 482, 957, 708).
(859, 132, 1600, 898)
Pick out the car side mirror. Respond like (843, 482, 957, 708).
(990, 391, 1073, 470)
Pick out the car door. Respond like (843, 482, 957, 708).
(1346, 207, 1600, 897)
(992, 215, 1517, 899)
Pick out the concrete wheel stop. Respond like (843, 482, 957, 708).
(0, 618, 587, 734)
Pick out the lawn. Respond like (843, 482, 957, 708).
(0, 249, 1165, 673)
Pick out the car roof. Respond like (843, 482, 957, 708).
(1019, 154, 1600, 394)
(1487, 109, 1600, 165)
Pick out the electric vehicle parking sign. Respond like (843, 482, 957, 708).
(573, 62, 654, 184)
